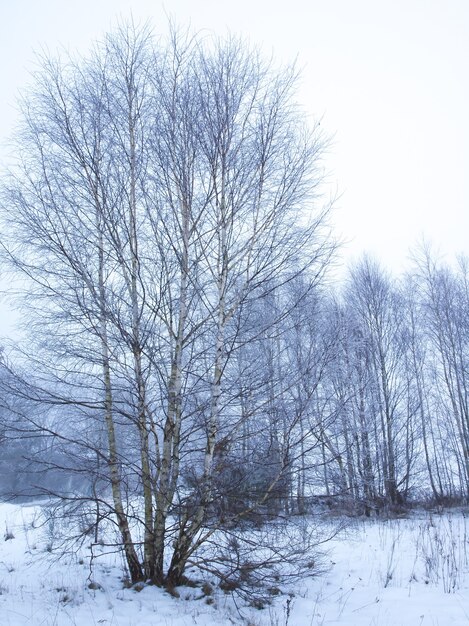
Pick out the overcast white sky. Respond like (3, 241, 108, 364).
(0, 0, 468, 333)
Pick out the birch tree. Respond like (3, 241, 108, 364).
(345, 258, 412, 505)
(0, 22, 333, 590)
(413, 247, 469, 499)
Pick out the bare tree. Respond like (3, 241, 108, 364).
(0, 22, 333, 591)
(412, 246, 469, 500)
(336, 258, 414, 504)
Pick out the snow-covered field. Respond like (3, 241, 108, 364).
(1, 502, 469, 625)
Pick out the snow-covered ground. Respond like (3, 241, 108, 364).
(1, 502, 469, 625)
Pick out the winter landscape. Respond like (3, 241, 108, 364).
(1, 3, 469, 626)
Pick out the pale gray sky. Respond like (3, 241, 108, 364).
(0, 0, 468, 334)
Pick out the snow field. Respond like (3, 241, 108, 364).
(1, 502, 469, 625)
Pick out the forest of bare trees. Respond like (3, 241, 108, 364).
(0, 22, 468, 601)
